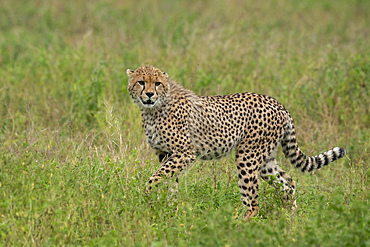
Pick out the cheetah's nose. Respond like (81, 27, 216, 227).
(146, 92, 154, 98)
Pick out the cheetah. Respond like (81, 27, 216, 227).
(126, 65, 346, 220)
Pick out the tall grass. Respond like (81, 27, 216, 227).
(0, 0, 369, 246)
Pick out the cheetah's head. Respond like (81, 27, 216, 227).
(126, 65, 169, 109)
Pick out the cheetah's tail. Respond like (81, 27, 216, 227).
(281, 116, 346, 172)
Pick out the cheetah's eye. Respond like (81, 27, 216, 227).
(155, 82, 161, 87)
(138, 81, 145, 86)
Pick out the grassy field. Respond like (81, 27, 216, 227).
(0, 0, 369, 246)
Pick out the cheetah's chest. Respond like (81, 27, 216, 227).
(144, 121, 162, 147)
(142, 113, 172, 152)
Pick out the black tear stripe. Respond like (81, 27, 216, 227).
(140, 84, 145, 96)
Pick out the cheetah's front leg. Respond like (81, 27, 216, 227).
(146, 150, 196, 195)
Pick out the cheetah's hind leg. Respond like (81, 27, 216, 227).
(260, 157, 297, 209)
(235, 142, 264, 221)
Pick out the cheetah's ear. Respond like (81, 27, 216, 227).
(126, 69, 134, 77)
(163, 71, 168, 79)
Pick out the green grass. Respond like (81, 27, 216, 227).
(0, 0, 369, 246)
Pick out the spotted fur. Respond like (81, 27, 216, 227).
(126, 65, 346, 220)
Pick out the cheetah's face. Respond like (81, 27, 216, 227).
(126, 66, 169, 109)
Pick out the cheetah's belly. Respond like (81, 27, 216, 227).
(191, 128, 243, 160)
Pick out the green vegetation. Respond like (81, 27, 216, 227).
(0, 0, 369, 246)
